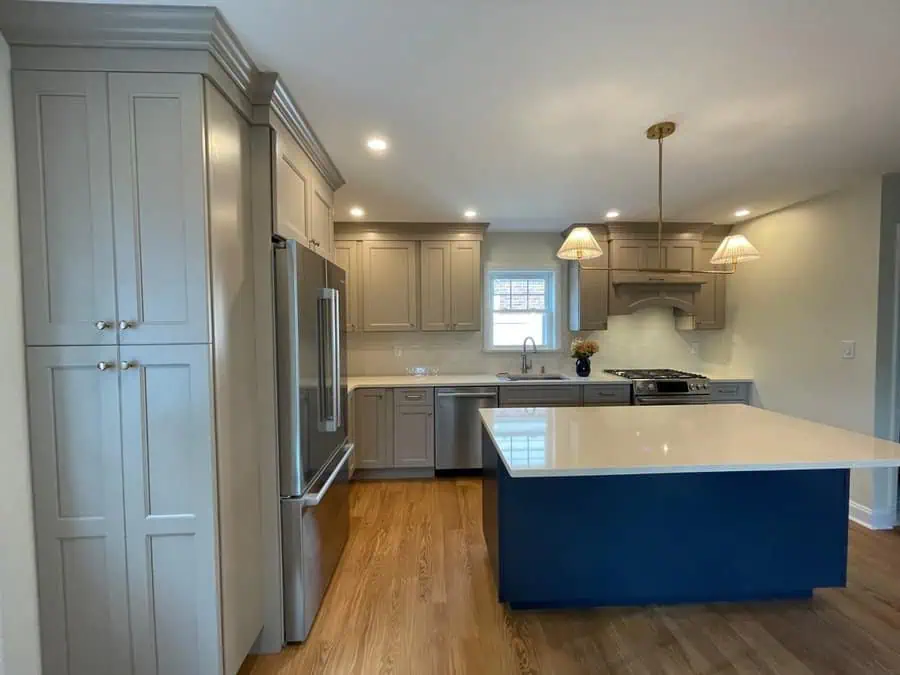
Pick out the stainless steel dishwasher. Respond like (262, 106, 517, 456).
(435, 386, 499, 470)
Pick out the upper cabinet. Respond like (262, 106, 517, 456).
(450, 241, 481, 331)
(361, 241, 419, 331)
(676, 239, 728, 331)
(569, 238, 609, 332)
(334, 241, 360, 332)
(335, 224, 487, 333)
(420, 240, 481, 331)
(14, 71, 118, 346)
(15, 70, 211, 347)
(109, 73, 211, 345)
(273, 121, 335, 262)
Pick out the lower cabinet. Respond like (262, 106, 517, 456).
(709, 381, 751, 404)
(394, 405, 435, 467)
(26, 344, 222, 675)
(353, 388, 394, 469)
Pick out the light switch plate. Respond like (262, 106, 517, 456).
(689, 342, 699, 356)
(841, 340, 856, 359)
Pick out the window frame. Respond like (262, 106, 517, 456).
(482, 263, 563, 352)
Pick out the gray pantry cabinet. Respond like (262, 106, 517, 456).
(13, 58, 258, 675)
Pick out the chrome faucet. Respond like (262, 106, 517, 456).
(521, 336, 537, 374)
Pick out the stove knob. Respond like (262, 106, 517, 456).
(689, 383, 697, 391)
(703, 382, 709, 390)
(647, 383, 656, 392)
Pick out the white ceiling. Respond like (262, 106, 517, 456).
(33, 0, 900, 231)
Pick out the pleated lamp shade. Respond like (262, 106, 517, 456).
(557, 227, 604, 261)
(710, 234, 760, 265)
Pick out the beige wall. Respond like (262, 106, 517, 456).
(726, 178, 885, 508)
(0, 32, 42, 675)
(348, 232, 732, 376)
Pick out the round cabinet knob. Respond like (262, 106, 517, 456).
(96, 361, 114, 371)
(95, 320, 112, 331)
(119, 361, 136, 371)
(119, 320, 136, 330)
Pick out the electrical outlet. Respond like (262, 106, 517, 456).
(689, 342, 699, 356)
(393, 346, 403, 357)
(841, 340, 856, 359)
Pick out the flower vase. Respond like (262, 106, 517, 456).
(575, 357, 591, 377)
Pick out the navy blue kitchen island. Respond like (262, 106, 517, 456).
(480, 404, 900, 610)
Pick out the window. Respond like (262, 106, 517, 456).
(484, 267, 560, 351)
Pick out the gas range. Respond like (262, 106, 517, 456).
(604, 368, 711, 405)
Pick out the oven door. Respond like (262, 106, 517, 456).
(634, 395, 711, 405)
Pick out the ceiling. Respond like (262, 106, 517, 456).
(30, 0, 900, 231)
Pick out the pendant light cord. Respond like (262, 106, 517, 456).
(657, 135, 664, 264)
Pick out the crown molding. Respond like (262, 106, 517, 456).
(0, 2, 343, 190)
(0, 2, 255, 91)
(334, 222, 489, 241)
(250, 72, 345, 191)
(605, 221, 713, 240)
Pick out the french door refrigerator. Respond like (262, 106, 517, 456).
(274, 238, 353, 643)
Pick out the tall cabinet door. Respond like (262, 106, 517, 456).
(109, 73, 211, 345)
(361, 241, 419, 331)
(334, 241, 360, 331)
(14, 71, 118, 346)
(450, 240, 481, 331)
(119, 344, 221, 675)
(421, 242, 451, 331)
(26, 346, 131, 675)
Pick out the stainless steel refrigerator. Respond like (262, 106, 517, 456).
(274, 238, 353, 643)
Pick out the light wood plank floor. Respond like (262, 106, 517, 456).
(241, 479, 900, 674)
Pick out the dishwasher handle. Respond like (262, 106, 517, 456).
(437, 392, 498, 399)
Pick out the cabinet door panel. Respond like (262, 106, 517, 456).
(450, 241, 481, 331)
(361, 241, 418, 331)
(119, 344, 221, 675)
(26, 346, 131, 675)
(311, 186, 334, 259)
(14, 71, 117, 346)
(353, 388, 394, 469)
(109, 73, 210, 345)
(275, 136, 309, 244)
(334, 241, 360, 331)
(394, 406, 435, 468)
(421, 242, 451, 331)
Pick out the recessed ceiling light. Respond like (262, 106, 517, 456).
(366, 136, 388, 153)
(606, 209, 621, 219)
(349, 206, 366, 218)
(734, 208, 751, 218)
(463, 209, 478, 219)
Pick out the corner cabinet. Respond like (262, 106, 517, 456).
(334, 241, 361, 331)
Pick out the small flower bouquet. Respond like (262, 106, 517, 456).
(570, 338, 599, 359)
(570, 337, 599, 377)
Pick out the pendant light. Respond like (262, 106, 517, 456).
(556, 226, 603, 260)
(558, 121, 759, 274)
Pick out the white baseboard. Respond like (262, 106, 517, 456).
(849, 500, 897, 530)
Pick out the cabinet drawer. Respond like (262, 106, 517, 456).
(394, 387, 434, 406)
(499, 385, 582, 407)
(710, 382, 750, 403)
(583, 385, 631, 405)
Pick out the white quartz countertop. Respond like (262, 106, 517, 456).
(480, 404, 900, 477)
(347, 372, 631, 391)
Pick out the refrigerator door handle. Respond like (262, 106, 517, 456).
(318, 287, 340, 432)
(316, 293, 330, 429)
(329, 288, 342, 429)
(284, 241, 304, 488)
(300, 443, 354, 507)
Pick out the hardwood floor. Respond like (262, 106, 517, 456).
(241, 479, 900, 674)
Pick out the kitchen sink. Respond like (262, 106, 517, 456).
(497, 373, 569, 381)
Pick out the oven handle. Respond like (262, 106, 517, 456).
(635, 395, 711, 405)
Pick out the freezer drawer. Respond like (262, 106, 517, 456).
(282, 443, 352, 642)
(435, 387, 499, 469)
